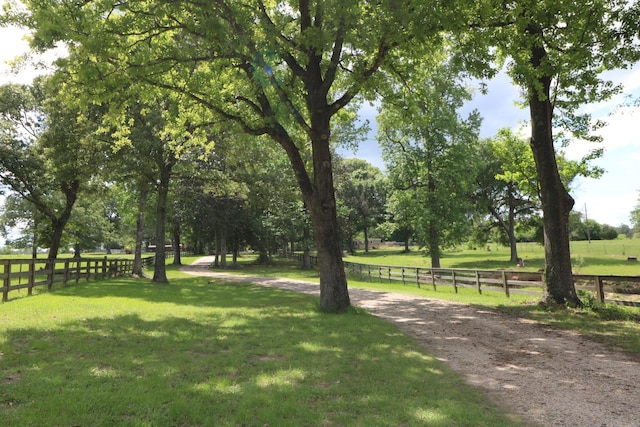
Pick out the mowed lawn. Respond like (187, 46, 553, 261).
(0, 265, 524, 427)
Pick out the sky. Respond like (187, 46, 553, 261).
(343, 66, 640, 228)
(1, 21, 639, 238)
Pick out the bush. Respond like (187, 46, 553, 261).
(577, 290, 639, 321)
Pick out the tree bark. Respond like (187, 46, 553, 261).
(46, 182, 79, 260)
(305, 123, 350, 312)
(152, 169, 170, 283)
(302, 226, 312, 270)
(133, 186, 148, 277)
(428, 221, 441, 268)
(364, 226, 370, 253)
(218, 222, 227, 269)
(172, 215, 182, 266)
(488, 191, 519, 264)
(527, 28, 580, 306)
(47, 218, 66, 260)
(507, 191, 519, 264)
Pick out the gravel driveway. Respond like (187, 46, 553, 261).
(181, 258, 640, 427)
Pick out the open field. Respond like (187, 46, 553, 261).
(0, 260, 523, 426)
(343, 239, 640, 276)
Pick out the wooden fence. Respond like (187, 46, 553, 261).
(1, 256, 155, 302)
(343, 261, 640, 307)
(289, 254, 640, 307)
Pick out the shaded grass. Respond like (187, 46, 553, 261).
(0, 269, 524, 426)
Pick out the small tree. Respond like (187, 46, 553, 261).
(378, 61, 481, 268)
(334, 157, 388, 254)
(630, 194, 640, 237)
(0, 77, 107, 259)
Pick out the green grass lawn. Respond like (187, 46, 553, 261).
(0, 261, 525, 427)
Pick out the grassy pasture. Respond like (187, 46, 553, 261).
(0, 259, 523, 427)
(343, 239, 640, 276)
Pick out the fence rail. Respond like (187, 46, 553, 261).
(289, 254, 640, 307)
(1, 256, 155, 302)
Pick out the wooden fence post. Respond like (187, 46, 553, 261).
(502, 270, 510, 297)
(2, 259, 9, 302)
(416, 268, 421, 288)
(431, 269, 436, 291)
(594, 276, 604, 303)
(47, 259, 54, 290)
(452, 271, 458, 293)
(475, 271, 482, 295)
(63, 259, 69, 284)
(28, 260, 35, 296)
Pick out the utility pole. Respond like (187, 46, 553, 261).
(584, 203, 591, 244)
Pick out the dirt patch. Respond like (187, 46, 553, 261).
(182, 259, 640, 427)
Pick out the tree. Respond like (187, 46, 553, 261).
(600, 224, 619, 241)
(616, 224, 632, 239)
(66, 190, 121, 257)
(7, 0, 475, 312)
(475, 128, 603, 263)
(631, 194, 640, 232)
(0, 77, 106, 259)
(378, 60, 481, 268)
(474, 131, 538, 263)
(334, 157, 388, 254)
(469, 0, 640, 305)
(382, 195, 416, 253)
(124, 98, 187, 283)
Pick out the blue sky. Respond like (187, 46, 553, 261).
(2, 23, 639, 230)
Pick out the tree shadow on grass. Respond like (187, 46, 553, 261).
(0, 285, 523, 427)
(48, 276, 309, 309)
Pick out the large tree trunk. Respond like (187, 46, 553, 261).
(426, 175, 441, 268)
(308, 196, 350, 312)
(46, 183, 78, 260)
(47, 218, 65, 260)
(302, 226, 312, 270)
(280, 121, 350, 312)
(428, 221, 441, 268)
(218, 223, 227, 269)
(307, 118, 350, 312)
(133, 186, 148, 277)
(152, 172, 169, 283)
(172, 216, 182, 266)
(527, 30, 580, 306)
(364, 226, 370, 253)
(507, 192, 519, 264)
